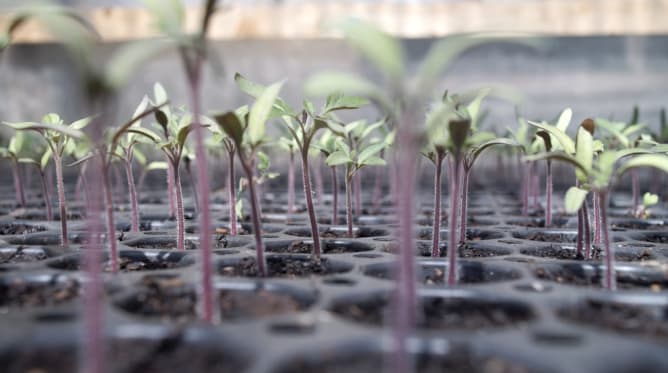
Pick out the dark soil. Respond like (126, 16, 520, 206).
(0, 223, 47, 235)
(275, 348, 536, 373)
(218, 256, 348, 278)
(533, 265, 668, 290)
(0, 276, 79, 307)
(0, 247, 49, 264)
(521, 245, 654, 262)
(330, 293, 534, 330)
(0, 336, 249, 373)
(559, 299, 668, 340)
(381, 241, 510, 258)
(219, 289, 305, 321)
(118, 276, 196, 321)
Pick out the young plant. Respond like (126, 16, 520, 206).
(532, 108, 573, 227)
(306, 19, 541, 372)
(124, 85, 198, 252)
(595, 114, 647, 213)
(214, 81, 284, 276)
(143, 0, 218, 323)
(528, 121, 667, 290)
(210, 130, 239, 235)
(278, 135, 299, 215)
(235, 73, 367, 259)
(0, 132, 29, 208)
(314, 130, 341, 225)
(635, 192, 659, 219)
(3, 114, 89, 246)
(326, 119, 388, 238)
(16, 136, 54, 220)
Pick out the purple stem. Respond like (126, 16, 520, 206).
(545, 160, 552, 227)
(228, 151, 237, 236)
(288, 151, 295, 214)
(173, 163, 185, 251)
(186, 66, 215, 323)
(331, 166, 338, 225)
(599, 190, 615, 290)
(522, 162, 529, 216)
(459, 169, 470, 244)
(583, 198, 592, 259)
(242, 160, 266, 276)
(593, 191, 601, 245)
(82, 156, 106, 373)
(11, 160, 25, 207)
(125, 160, 139, 232)
(102, 165, 119, 273)
(345, 173, 353, 238)
(532, 164, 539, 210)
(167, 161, 176, 218)
(39, 170, 53, 221)
(631, 169, 639, 214)
(53, 153, 68, 246)
(390, 122, 418, 373)
(354, 171, 362, 217)
(447, 154, 462, 286)
(577, 206, 584, 257)
(431, 153, 444, 257)
(301, 152, 322, 258)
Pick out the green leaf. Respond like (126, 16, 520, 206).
(214, 112, 244, 146)
(555, 108, 573, 132)
(40, 147, 52, 170)
(153, 83, 171, 118)
(617, 154, 668, 176)
(595, 118, 630, 148)
(143, 0, 184, 37)
(105, 39, 172, 91)
(126, 128, 161, 143)
(3, 121, 85, 140)
(17, 158, 39, 166)
(257, 151, 270, 171)
(358, 142, 385, 164)
(468, 138, 520, 168)
(338, 18, 404, 80)
(523, 151, 587, 174)
(360, 119, 385, 140)
(234, 73, 295, 116)
(527, 120, 575, 155)
(70, 116, 92, 130)
(416, 33, 543, 91)
(643, 192, 659, 207)
(324, 93, 369, 113)
(466, 88, 491, 130)
(564, 186, 588, 214)
(304, 72, 390, 111)
(326, 150, 351, 166)
(575, 126, 593, 182)
(360, 156, 385, 166)
(146, 161, 169, 171)
(248, 80, 284, 145)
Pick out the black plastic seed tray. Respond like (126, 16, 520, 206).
(0, 189, 667, 373)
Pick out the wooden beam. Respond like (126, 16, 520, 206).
(2, 0, 668, 43)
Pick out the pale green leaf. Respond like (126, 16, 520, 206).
(105, 39, 172, 91)
(564, 186, 588, 214)
(527, 120, 575, 154)
(326, 150, 351, 166)
(556, 108, 573, 132)
(643, 192, 659, 207)
(358, 142, 385, 164)
(575, 126, 593, 182)
(338, 18, 403, 80)
(248, 80, 284, 145)
(617, 154, 668, 176)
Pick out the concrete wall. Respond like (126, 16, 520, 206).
(2, 36, 666, 131)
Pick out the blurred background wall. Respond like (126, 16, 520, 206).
(1, 0, 667, 132)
